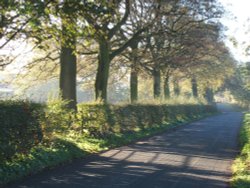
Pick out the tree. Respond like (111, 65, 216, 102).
(164, 21, 231, 99)
(134, 0, 222, 99)
(222, 64, 250, 106)
(0, 1, 37, 67)
(59, 2, 78, 110)
(1, 0, 226, 106)
(191, 76, 198, 98)
(0, 1, 26, 49)
(81, 0, 161, 101)
(11, 0, 88, 110)
(129, 40, 139, 103)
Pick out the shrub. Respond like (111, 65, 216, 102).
(0, 100, 43, 161)
(75, 103, 216, 138)
(41, 98, 74, 139)
(0, 100, 217, 186)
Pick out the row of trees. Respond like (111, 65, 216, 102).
(0, 0, 236, 109)
(220, 62, 250, 106)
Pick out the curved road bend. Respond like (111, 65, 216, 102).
(7, 104, 243, 188)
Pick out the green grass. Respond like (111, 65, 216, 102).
(0, 111, 213, 186)
(232, 113, 250, 188)
(120, 96, 208, 106)
(0, 138, 86, 185)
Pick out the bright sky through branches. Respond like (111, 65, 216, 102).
(219, 0, 250, 63)
(0, 0, 249, 72)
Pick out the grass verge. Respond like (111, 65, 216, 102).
(232, 113, 250, 188)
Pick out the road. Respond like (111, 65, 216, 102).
(7, 105, 243, 188)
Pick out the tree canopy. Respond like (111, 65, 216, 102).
(0, 0, 239, 109)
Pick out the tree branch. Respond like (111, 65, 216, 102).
(108, 0, 130, 40)
(110, 27, 146, 60)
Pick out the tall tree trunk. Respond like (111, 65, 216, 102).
(204, 87, 214, 104)
(164, 75, 170, 99)
(130, 65, 138, 103)
(95, 38, 110, 102)
(59, 20, 77, 110)
(173, 79, 180, 96)
(130, 40, 139, 103)
(59, 46, 77, 110)
(191, 76, 198, 98)
(153, 69, 161, 99)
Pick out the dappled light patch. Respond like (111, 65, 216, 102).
(0, 138, 86, 186)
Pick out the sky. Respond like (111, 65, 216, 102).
(219, 0, 250, 63)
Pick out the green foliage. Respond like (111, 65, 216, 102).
(41, 97, 74, 138)
(0, 100, 43, 161)
(0, 99, 217, 186)
(223, 65, 250, 106)
(74, 104, 114, 137)
(74, 102, 216, 138)
(0, 138, 85, 186)
(232, 113, 250, 188)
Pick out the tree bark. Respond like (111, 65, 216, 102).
(59, 45, 77, 110)
(130, 40, 139, 103)
(173, 79, 180, 96)
(191, 76, 198, 98)
(164, 75, 170, 99)
(59, 17, 77, 110)
(153, 69, 161, 99)
(130, 65, 138, 103)
(95, 38, 110, 102)
(204, 87, 214, 104)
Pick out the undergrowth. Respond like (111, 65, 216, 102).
(0, 98, 217, 186)
(232, 113, 250, 188)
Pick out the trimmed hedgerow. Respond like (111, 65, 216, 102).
(0, 100, 43, 161)
(74, 103, 216, 138)
(0, 100, 217, 186)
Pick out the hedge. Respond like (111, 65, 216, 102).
(0, 102, 216, 161)
(0, 100, 217, 186)
(75, 103, 216, 138)
(0, 101, 43, 161)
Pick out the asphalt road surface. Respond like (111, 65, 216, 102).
(7, 104, 243, 188)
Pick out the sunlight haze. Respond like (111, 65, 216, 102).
(219, 0, 250, 62)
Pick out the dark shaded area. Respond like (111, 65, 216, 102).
(233, 179, 250, 188)
(216, 103, 245, 112)
(7, 107, 242, 188)
(0, 101, 43, 161)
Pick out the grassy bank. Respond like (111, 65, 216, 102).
(0, 100, 217, 186)
(232, 113, 250, 187)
